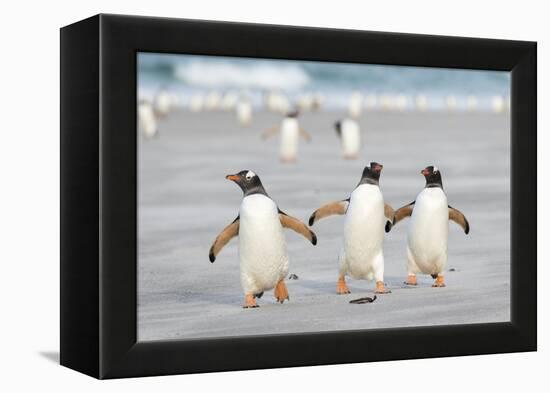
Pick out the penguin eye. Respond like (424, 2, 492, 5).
(245, 171, 255, 181)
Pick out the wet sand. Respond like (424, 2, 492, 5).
(138, 109, 510, 341)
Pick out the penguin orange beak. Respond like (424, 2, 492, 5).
(373, 164, 383, 172)
(421, 168, 430, 176)
(226, 174, 240, 182)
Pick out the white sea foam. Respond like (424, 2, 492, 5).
(174, 61, 310, 91)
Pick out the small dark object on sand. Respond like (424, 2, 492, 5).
(349, 295, 377, 304)
(449, 268, 457, 272)
(288, 274, 299, 280)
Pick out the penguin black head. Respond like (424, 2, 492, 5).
(421, 165, 443, 188)
(226, 170, 268, 197)
(286, 108, 300, 118)
(334, 120, 342, 137)
(358, 162, 383, 186)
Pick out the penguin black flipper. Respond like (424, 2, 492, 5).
(308, 199, 350, 226)
(393, 201, 416, 226)
(278, 209, 317, 245)
(261, 125, 279, 140)
(384, 203, 395, 233)
(209, 216, 240, 263)
(334, 120, 342, 139)
(299, 127, 312, 142)
(448, 205, 470, 234)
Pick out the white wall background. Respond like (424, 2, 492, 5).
(0, 0, 545, 391)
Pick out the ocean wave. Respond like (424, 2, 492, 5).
(173, 60, 310, 91)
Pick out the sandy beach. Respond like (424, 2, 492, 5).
(137, 109, 510, 341)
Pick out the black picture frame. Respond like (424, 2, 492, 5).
(60, 14, 536, 379)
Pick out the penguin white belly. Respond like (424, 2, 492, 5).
(236, 102, 252, 125)
(238, 194, 289, 294)
(138, 103, 157, 138)
(280, 118, 299, 161)
(407, 188, 449, 274)
(155, 92, 172, 116)
(341, 120, 360, 158)
(342, 184, 385, 280)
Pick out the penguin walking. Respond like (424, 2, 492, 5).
(262, 109, 311, 163)
(209, 170, 317, 308)
(334, 119, 361, 159)
(236, 99, 252, 126)
(138, 100, 157, 138)
(308, 163, 395, 294)
(154, 90, 173, 117)
(348, 92, 363, 118)
(392, 166, 470, 287)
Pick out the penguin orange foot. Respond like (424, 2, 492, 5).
(274, 280, 289, 303)
(432, 275, 446, 287)
(336, 276, 351, 294)
(404, 274, 417, 286)
(375, 281, 392, 294)
(243, 294, 259, 308)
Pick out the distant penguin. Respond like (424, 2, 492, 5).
(188, 94, 204, 113)
(220, 92, 238, 111)
(308, 163, 395, 294)
(311, 93, 324, 111)
(138, 101, 157, 138)
(348, 92, 363, 119)
(297, 93, 314, 112)
(265, 91, 290, 114)
(379, 94, 394, 111)
(154, 90, 173, 117)
(392, 166, 470, 287)
(262, 109, 311, 163)
(445, 95, 457, 111)
(365, 94, 378, 110)
(205, 91, 222, 111)
(334, 119, 361, 159)
(209, 171, 317, 308)
(492, 95, 505, 113)
(466, 95, 478, 111)
(395, 94, 408, 111)
(415, 95, 428, 112)
(236, 99, 252, 126)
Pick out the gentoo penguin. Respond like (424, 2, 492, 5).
(154, 90, 173, 117)
(348, 92, 363, 119)
(492, 95, 505, 113)
(308, 163, 395, 294)
(262, 109, 311, 163)
(415, 95, 428, 112)
(138, 100, 157, 138)
(220, 92, 238, 111)
(236, 99, 252, 126)
(466, 95, 478, 112)
(445, 95, 457, 111)
(334, 119, 361, 159)
(205, 91, 222, 111)
(392, 166, 470, 287)
(209, 170, 317, 308)
(188, 94, 204, 113)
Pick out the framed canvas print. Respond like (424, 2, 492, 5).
(60, 14, 536, 379)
